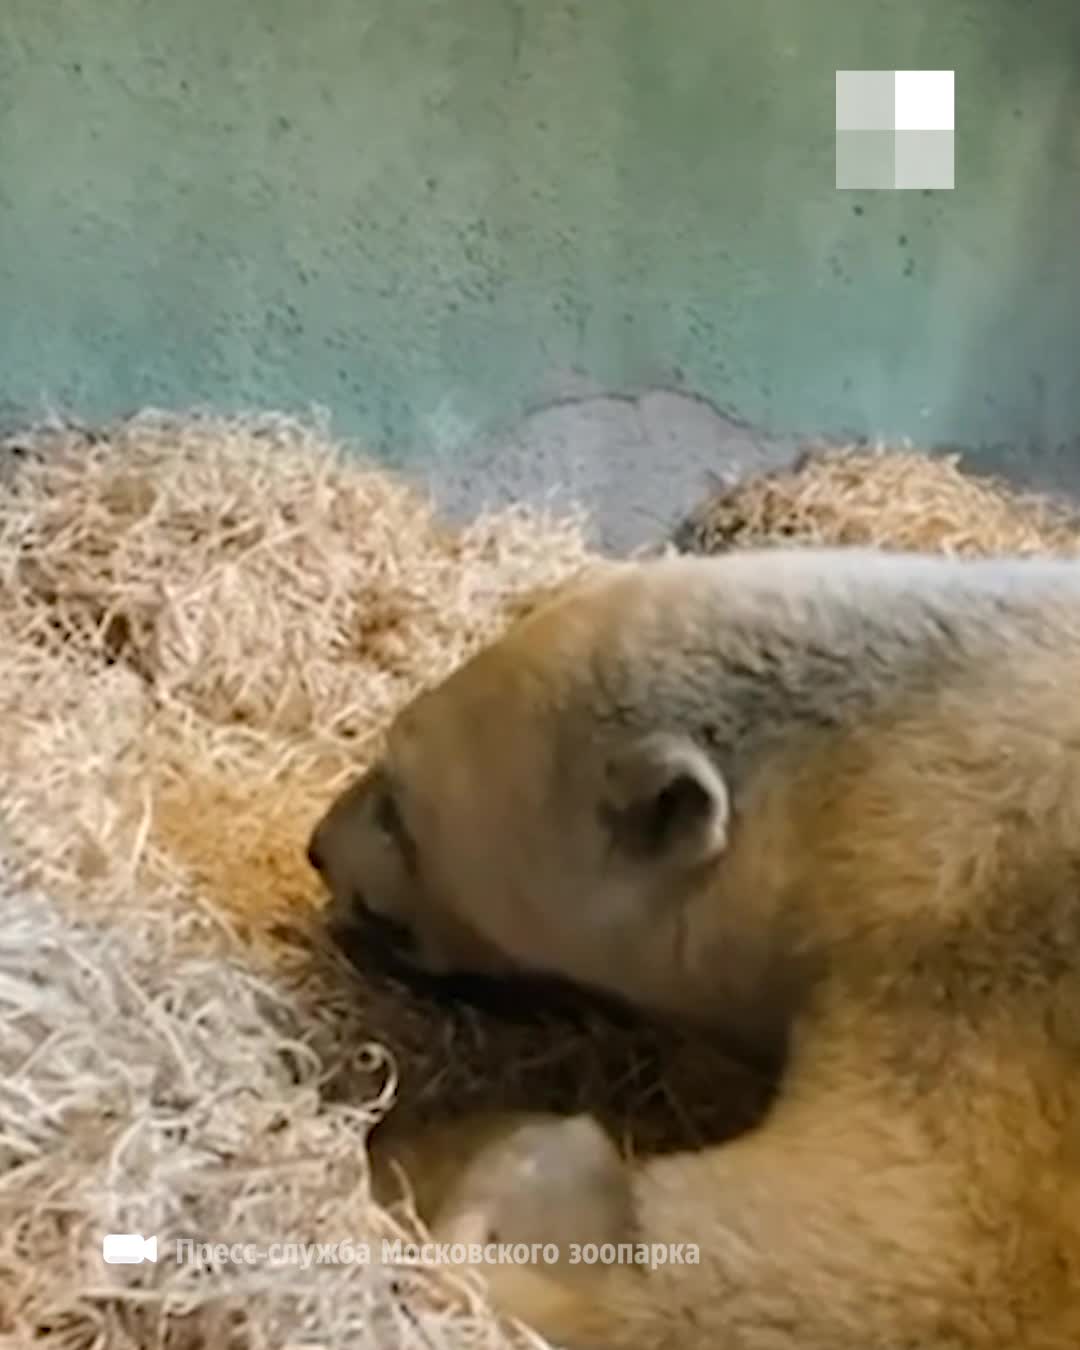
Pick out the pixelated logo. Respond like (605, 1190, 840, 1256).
(102, 1233, 158, 1264)
(835, 71, 954, 190)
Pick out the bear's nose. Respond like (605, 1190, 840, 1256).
(306, 829, 325, 875)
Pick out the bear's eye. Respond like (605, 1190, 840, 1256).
(374, 790, 403, 840)
(372, 775, 419, 875)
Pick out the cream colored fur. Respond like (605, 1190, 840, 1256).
(309, 549, 1080, 1348)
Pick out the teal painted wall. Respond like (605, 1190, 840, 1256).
(1, 0, 1078, 461)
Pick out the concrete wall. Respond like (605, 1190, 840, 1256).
(2, 0, 1079, 546)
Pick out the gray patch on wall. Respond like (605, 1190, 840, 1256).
(411, 389, 803, 556)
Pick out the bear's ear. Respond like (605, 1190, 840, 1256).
(600, 733, 729, 869)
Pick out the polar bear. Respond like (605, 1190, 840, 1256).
(308, 549, 1080, 1349)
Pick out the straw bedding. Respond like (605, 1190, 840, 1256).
(671, 442, 1080, 558)
(2, 414, 1078, 1349)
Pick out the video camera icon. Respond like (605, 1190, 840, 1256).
(102, 1233, 158, 1264)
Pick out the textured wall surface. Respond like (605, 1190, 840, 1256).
(1, 0, 1079, 544)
